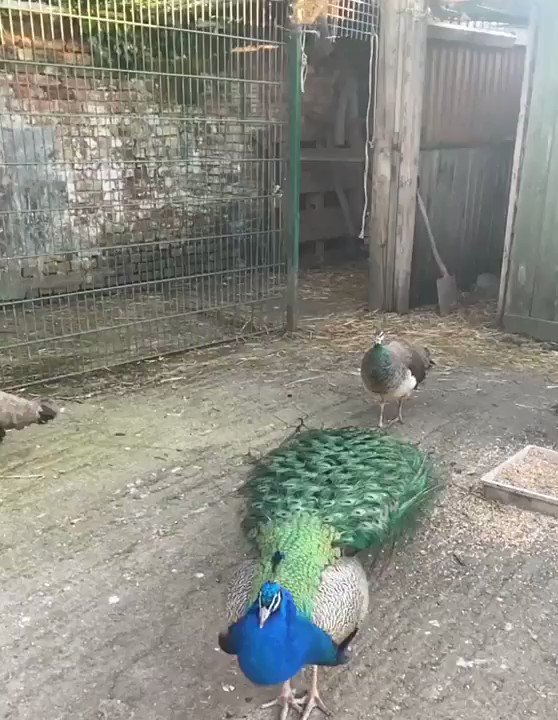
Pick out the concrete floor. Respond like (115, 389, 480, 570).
(1, 285, 558, 720)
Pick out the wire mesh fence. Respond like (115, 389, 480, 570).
(327, 0, 379, 40)
(0, 0, 287, 387)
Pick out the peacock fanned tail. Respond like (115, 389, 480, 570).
(240, 427, 441, 615)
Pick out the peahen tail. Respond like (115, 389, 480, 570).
(240, 427, 440, 615)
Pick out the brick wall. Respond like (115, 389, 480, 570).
(0, 22, 283, 301)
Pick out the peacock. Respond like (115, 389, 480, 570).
(360, 331, 434, 428)
(218, 427, 439, 720)
(0, 390, 58, 444)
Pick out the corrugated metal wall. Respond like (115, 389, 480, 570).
(412, 33, 525, 304)
(422, 40, 525, 148)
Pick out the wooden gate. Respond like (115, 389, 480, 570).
(502, 0, 558, 342)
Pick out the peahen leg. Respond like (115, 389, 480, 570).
(378, 399, 385, 428)
(300, 666, 330, 720)
(397, 398, 404, 424)
(261, 680, 304, 720)
(387, 398, 404, 427)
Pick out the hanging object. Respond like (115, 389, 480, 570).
(292, 0, 330, 26)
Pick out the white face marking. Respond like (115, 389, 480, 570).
(258, 589, 282, 614)
(269, 591, 281, 613)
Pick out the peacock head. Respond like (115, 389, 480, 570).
(257, 581, 284, 628)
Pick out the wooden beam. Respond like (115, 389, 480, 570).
(497, 4, 538, 321)
(369, 0, 427, 312)
(369, 3, 398, 310)
(394, 0, 428, 313)
(502, 313, 558, 342)
(481, 444, 558, 518)
(300, 148, 363, 163)
(483, 480, 558, 519)
(369, 0, 428, 313)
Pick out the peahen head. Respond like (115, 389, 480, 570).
(257, 581, 284, 628)
(372, 330, 386, 347)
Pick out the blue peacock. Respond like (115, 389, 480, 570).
(219, 427, 439, 719)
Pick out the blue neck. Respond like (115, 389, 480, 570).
(236, 588, 303, 685)
(230, 585, 340, 686)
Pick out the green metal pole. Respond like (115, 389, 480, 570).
(286, 24, 302, 332)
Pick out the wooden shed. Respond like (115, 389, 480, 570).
(369, 1, 527, 313)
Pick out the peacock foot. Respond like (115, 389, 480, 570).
(261, 681, 305, 720)
(299, 690, 330, 720)
(298, 666, 331, 720)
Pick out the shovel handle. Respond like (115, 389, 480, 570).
(417, 190, 449, 277)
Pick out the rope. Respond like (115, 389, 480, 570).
(359, 32, 379, 241)
(300, 32, 308, 93)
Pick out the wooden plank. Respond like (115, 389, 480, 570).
(529, 136, 558, 322)
(300, 147, 363, 163)
(482, 444, 558, 482)
(384, 4, 406, 309)
(369, 0, 400, 310)
(481, 443, 558, 519)
(333, 178, 357, 238)
(498, 5, 538, 319)
(505, 0, 558, 321)
(483, 479, 558, 519)
(394, 0, 428, 313)
(306, 192, 325, 262)
(502, 312, 558, 342)
(529, 9, 558, 323)
(369, 0, 427, 312)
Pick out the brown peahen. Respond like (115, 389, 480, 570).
(219, 427, 439, 719)
(0, 391, 58, 444)
(360, 331, 434, 428)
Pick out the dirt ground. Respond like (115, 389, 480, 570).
(1, 267, 558, 720)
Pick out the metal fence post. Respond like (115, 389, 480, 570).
(286, 24, 302, 332)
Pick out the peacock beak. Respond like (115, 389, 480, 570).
(259, 606, 271, 628)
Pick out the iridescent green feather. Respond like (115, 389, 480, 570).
(250, 515, 340, 617)
(240, 427, 440, 615)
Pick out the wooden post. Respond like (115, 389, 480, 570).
(497, 5, 538, 321)
(369, 2, 398, 310)
(369, 0, 427, 313)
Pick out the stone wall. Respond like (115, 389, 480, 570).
(0, 25, 284, 300)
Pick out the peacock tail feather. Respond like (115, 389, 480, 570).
(240, 427, 440, 616)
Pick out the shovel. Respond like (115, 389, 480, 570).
(416, 190, 458, 315)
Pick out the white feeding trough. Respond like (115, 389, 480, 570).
(481, 445, 558, 519)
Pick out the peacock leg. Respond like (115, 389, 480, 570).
(300, 666, 330, 720)
(378, 399, 385, 428)
(261, 680, 305, 720)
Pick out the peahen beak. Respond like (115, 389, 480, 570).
(259, 606, 271, 628)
